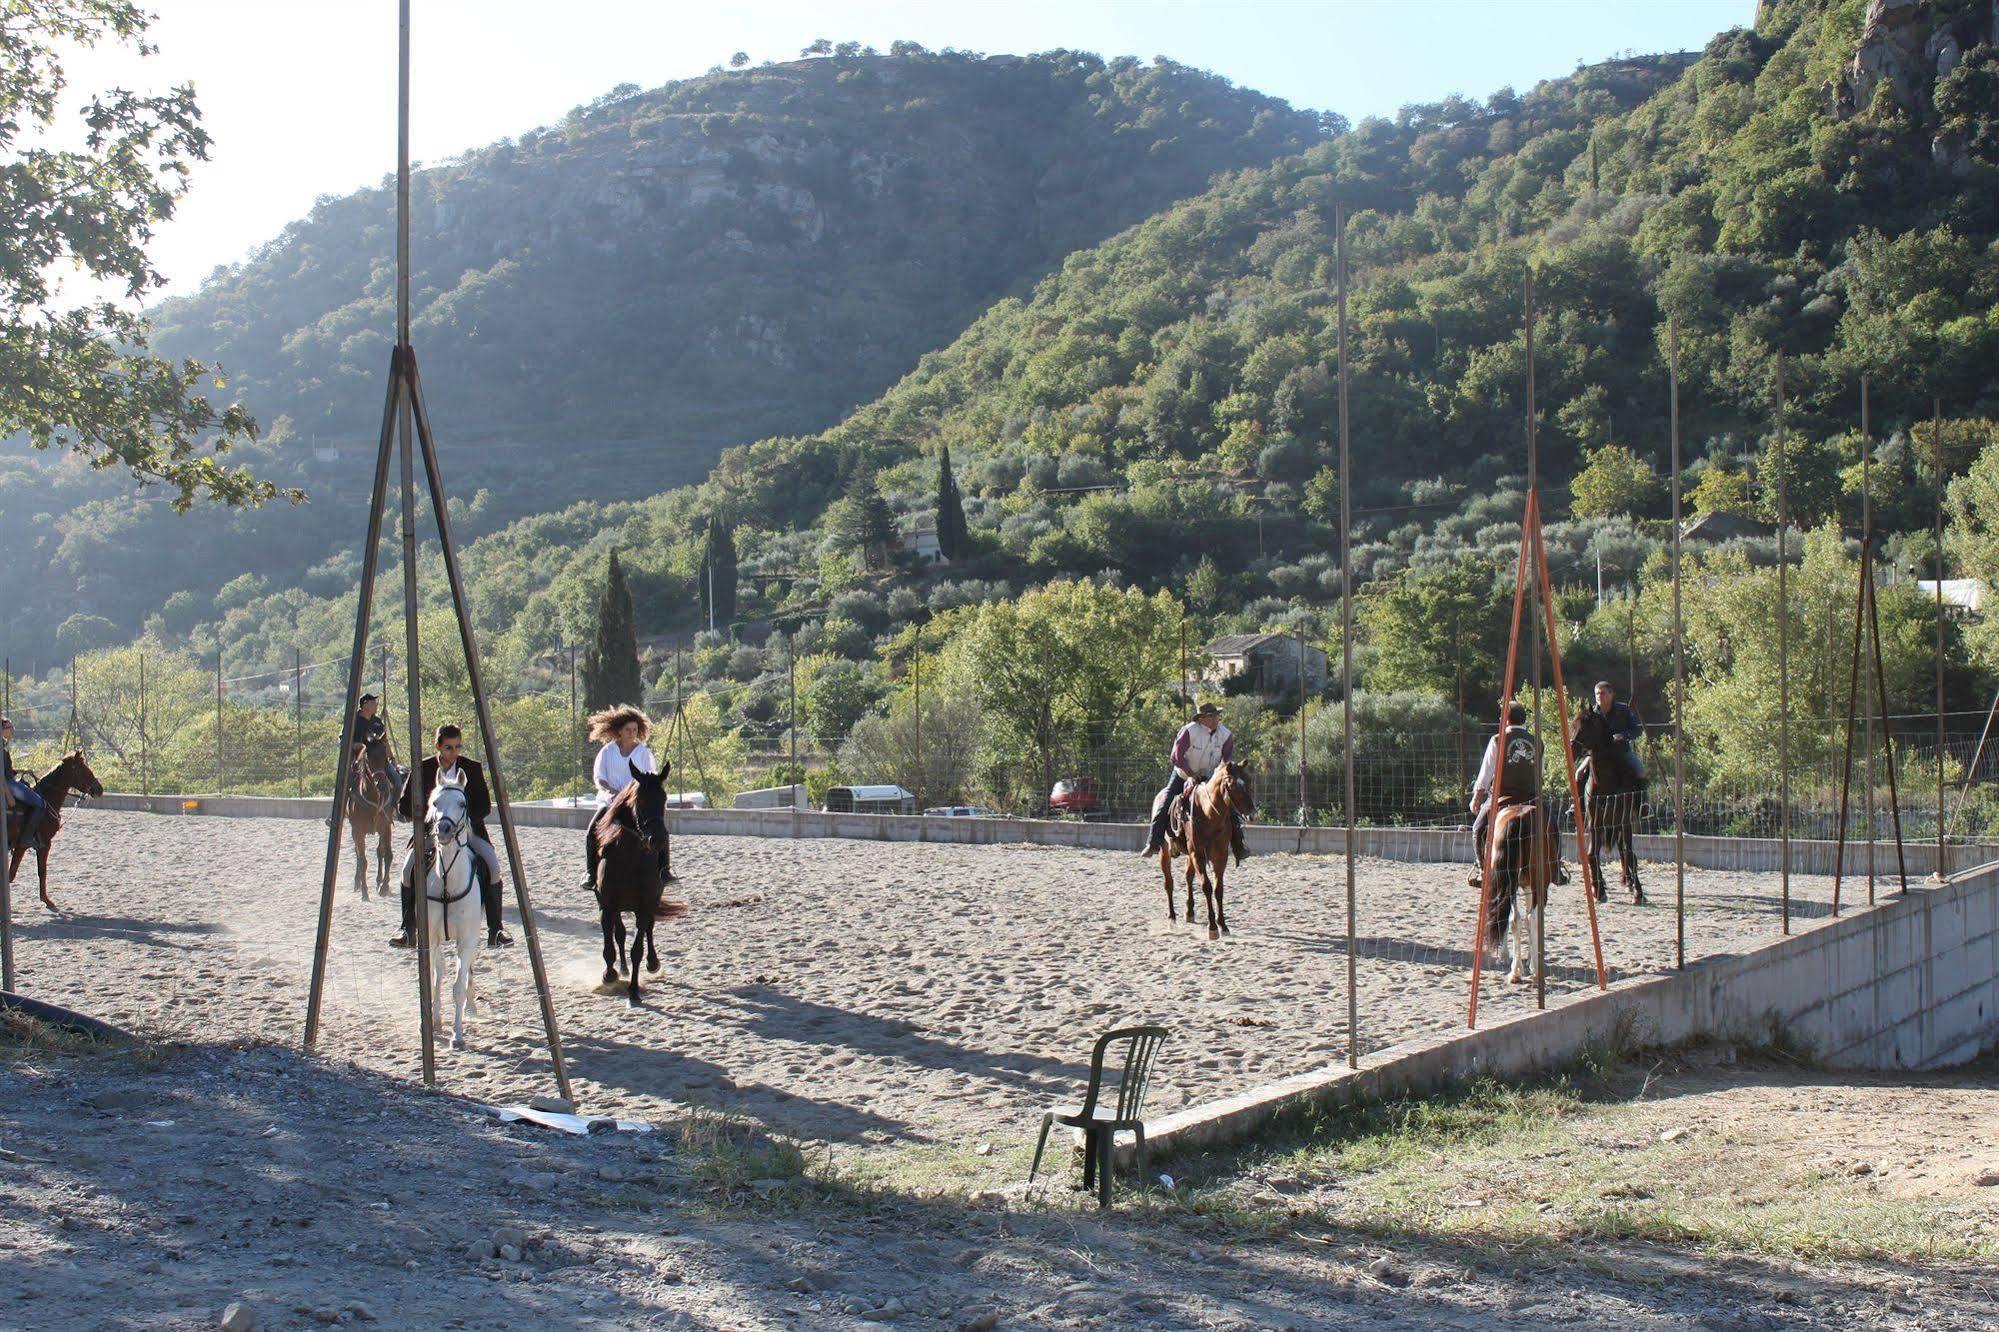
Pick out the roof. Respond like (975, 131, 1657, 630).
(1204, 632, 1287, 656)
(1680, 511, 1774, 542)
(834, 785, 915, 801)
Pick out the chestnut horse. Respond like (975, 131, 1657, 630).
(6, 751, 104, 911)
(345, 737, 396, 901)
(1156, 761, 1254, 938)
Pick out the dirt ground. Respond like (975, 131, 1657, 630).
(9, 811, 1841, 1151)
(1, 1035, 1994, 1330)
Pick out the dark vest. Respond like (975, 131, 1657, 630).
(1497, 725, 1541, 801)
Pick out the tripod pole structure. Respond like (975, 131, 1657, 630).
(408, 357, 571, 1100)
(1933, 396, 1946, 881)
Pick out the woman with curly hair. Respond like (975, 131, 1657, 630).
(582, 704, 666, 891)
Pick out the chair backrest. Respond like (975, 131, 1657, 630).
(1079, 1025, 1169, 1122)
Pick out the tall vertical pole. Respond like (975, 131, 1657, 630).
(295, 646, 304, 798)
(1863, 378, 1875, 902)
(788, 634, 800, 821)
(911, 625, 922, 810)
(1669, 320, 1686, 969)
(1454, 603, 1467, 812)
(1774, 351, 1791, 933)
(568, 642, 579, 802)
(673, 646, 684, 782)
(1934, 397, 1946, 879)
(394, 0, 435, 1085)
(214, 642, 224, 792)
(0, 659, 11, 987)
(1335, 200, 1357, 1070)
(1296, 630, 1308, 828)
(1525, 268, 1549, 1007)
(137, 652, 147, 798)
(1179, 616, 1189, 718)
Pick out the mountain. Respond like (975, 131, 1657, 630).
(2, 47, 1323, 658)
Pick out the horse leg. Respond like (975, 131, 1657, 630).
(1624, 824, 1643, 903)
(626, 913, 645, 1007)
(600, 903, 620, 986)
(644, 904, 661, 974)
(451, 933, 474, 1050)
(1159, 847, 1177, 921)
(349, 824, 367, 900)
(1213, 854, 1229, 937)
(35, 843, 51, 911)
(1587, 821, 1608, 904)
(1198, 852, 1218, 940)
(1182, 853, 1198, 924)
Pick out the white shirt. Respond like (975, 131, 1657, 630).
(592, 741, 656, 807)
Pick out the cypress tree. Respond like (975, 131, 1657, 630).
(702, 517, 739, 629)
(935, 444, 967, 561)
(831, 468, 896, 569)
(582, 548, 644, 710)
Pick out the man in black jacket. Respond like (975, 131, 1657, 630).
(391, 724, 512, 949)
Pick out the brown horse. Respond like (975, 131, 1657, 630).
(6, 751, 104, 911)
(1480, 798, 1560, 984)
(345, 738, 396, 901)
(1157, 761, 1254, 938)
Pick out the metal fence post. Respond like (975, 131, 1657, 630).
(295, 646, 304, 798)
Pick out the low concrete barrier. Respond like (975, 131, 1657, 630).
(85, 790, 1988, 876)
(1133, 858, 1999, 1162)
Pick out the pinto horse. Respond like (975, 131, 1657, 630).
(1157, 761, 1254, 939)
(345, 738, 397, 901)
(1571, 708, 1644, 904)
(1480, 797, 1560, 984)
(6, 751, 104, 911)
(594, 771, 667, 1005)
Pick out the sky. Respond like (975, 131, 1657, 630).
(70, 0, 1754, 298)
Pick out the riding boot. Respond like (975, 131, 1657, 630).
(1230, 812, 1250, 866)
(582, 812, 602, 892)
(1140, 804, 1169, 856)
(483, 875, 512, 947)
(392, 869, 416, 948)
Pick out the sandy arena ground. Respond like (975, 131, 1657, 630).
(9, 810, 1846, 1148)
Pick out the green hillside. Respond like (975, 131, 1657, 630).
(1, 46, 1321, 653)
(15, 0, 1999, 815)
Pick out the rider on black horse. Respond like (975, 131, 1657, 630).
(1585, 681, 1646, 789)
(1139, 701, 1250, 866)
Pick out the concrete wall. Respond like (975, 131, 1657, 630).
(86, 790, 1989, 877)
(1136, 860, 1999, 1162)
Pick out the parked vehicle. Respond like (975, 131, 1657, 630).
(1046, 777, 1100, 818)
(823, 784, 917, 815)
(923, 805, 996, 818)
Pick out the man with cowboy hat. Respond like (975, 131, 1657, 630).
(1140, 701, 1249, 864)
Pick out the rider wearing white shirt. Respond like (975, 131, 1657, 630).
(583, 704, 667, 891)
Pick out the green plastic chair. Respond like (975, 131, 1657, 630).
(1028, 1025, 1169, 1208)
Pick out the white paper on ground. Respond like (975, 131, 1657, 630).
(484, 1103, 655, 1135)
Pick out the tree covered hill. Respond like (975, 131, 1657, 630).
(25, 0, 1999, 790)
(3, 46, 1322, 659)
(292, 0, 1997, 685)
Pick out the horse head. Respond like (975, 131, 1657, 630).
(56, 751, 103, 800)
(1571, 706, 1612, 757)
(630, 770, 668, 839)
(427, 772, 470, 844)
(1221, 760, 1255, 818)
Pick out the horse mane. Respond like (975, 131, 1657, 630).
(596, 783, 643, 851)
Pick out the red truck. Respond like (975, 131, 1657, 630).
(1046, 777, 1100, 818)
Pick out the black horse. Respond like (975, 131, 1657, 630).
(593, 770, 667, 1006)
(1571, 707, 1644, 904)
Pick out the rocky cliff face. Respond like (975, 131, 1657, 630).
(1836, 0, 1999, 173)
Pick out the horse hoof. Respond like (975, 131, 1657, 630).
(626, 994, 641, 1009)
(1207, 927, 1219, 941)
(451, 1036, 465, 1051)
(647, 960, 661, 975)
(602, 969, 618, 985)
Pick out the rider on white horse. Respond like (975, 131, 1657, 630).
(391, 724, 511, 950)
(422, 771, 484, 1050)
(1139, 702, 1249, 865)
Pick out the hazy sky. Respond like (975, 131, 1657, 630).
(72, 0, 1752, 298)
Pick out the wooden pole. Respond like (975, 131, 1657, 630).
(1934, 397, 1946, 879)
(568, 641, 579, 802)
(788, 632, 800, 828)
(137, 651, 147, 797)
(214, 642, 224, 791)
(1296, 630, 1307, 829)
(1669, 319, 1685, 969)
(409, 356, 571, 1100)
(304, 348, 402, 1050)
(1335, 199, 1358, 1068)
(295, 646, 304, 798)
(393, 0, 437, 1086)
(1774, 351, 1791, 931)
(1863, 378, 1875, 901)
(912, 625, 922, 811)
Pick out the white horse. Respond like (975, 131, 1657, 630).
(423, 773, 483, 1050)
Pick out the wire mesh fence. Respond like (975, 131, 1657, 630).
(9, 645, 1999, 862)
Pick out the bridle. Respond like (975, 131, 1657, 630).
(425, 790, 476, 939)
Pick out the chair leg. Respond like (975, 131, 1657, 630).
(1080, 1129, 1096, 1190)
(1134, 1124, 1149, 1198)
(1028, 1113, 1053, 1185)
(1097, 1130, 1113, 1209)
